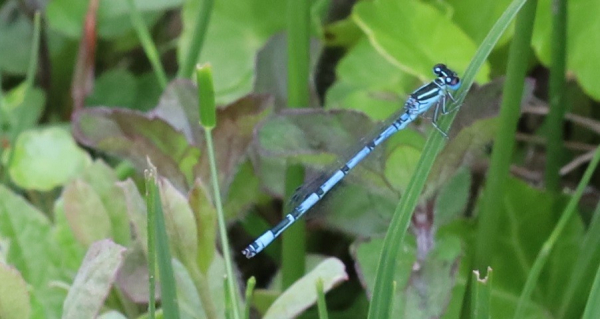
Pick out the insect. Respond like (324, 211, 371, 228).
(242, 64, 461, 258)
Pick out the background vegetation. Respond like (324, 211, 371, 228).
(1, 0, 599, 318)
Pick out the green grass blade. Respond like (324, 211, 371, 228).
(126, 0, 168, 89)
(514, 146, 600, 318)
(582, 263, 600, 319)
(544, 0, 568, 190)
(145, 163, 180, 318)
(472, 268, 493, 319)
(178, 0, 215, 78)
(475, 0, 537, 273)
(282, 0, 311, 286)
(558, 198, 600, 318)
(367, 0, 528, 318)
(244, 277, 256, 319)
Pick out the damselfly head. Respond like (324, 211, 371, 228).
(433, 63, 447, 76)
(433, 63, 458, 79)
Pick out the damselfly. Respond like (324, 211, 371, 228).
(242, 64, 461, 258)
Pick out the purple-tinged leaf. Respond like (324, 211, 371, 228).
(63, 179, 112, 247)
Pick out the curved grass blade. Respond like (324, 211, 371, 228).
(367, 0, 529, 318)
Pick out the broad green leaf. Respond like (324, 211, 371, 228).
(46, 0, 183, 39)
(353, 0, 489, 83)
(444, 178, 583, 317)
(0, 83, 45, 132)
(447, 0, 515, 46)
(52, 198, 87, 274)
(354, 233, 464, 318)
(0, 4, 34, 74)
(0, 185, 64, 318)
(532, 0, 600, 100)
(179, 0, 286, 104)
(263, 257, 347, 319)
(63, 179, 112, 247)
(173, 252, 229, 319)
(79, 160, 131, 246)
(85, 69, 138, 108)
(325, 38, 417, 121)
(8, 126, 91, 191)
(0, 264, 31, 319)
(62, 240, 126, 319)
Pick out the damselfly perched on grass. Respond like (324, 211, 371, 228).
(242, 64, 461, 258)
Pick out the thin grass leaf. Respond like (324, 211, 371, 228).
(244, 277, 256, 319)
(472, 268, 493, 319)
(582, 263, 600, 319)
(367, 0, 528, 318)
(282, 0, 311, 286)
(178, 0, 215, 78)
(126, 0, 168, 89)
(145, 162, 180, 319)
(514, 146, 600, 318)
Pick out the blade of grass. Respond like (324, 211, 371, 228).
(513, 146, 600, 318)
(26, 12, 41, 89)
(179, 0, 215, 78)
(126, 0, 168, 89)
(316, 278, 329, 319)
(197, 64, 242, 319)
(367, 0, 528, 318)
(544, 0, 568, 191)
(244, 277, 256, 319)
(582, 263, 600, 319)
(472, 268, 493, 319)
(145, 167, 157, 319)
(282, 0, 311, 287)
(475, 0, 537, 274)
(557, 200, 600, 318)
(145, 162, 181, 318)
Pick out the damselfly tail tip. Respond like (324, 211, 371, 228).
(242, 246, 257, 259)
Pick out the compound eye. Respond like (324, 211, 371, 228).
(433, 63, 446, 75)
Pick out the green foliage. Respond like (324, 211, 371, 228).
(1, 0, 600, 318)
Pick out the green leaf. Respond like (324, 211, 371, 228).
(0, 4, 35, 74)
(46, 0, 183, 39)
(62, 240, 126, 319)
(0, 83, 45, 133)
(79, 160, 131, 246)
(325, 38, 417, 121)
(263, 258, 347, 319)
(63, 179, 113, 247)
(0, 184, 63, 318)
(85, 69, 138, 108)
(0, 264, 31, 319)
(179, 0, 286, 104)
(353, 0, 489, 83)
(354, 233, 463, 318)
(532, 0, 600, 100)
(8, 126, 91, 191)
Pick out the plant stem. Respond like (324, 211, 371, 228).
(544, 0, 568, 191)
(282, 0, 310, 287)
(475, 0, 537, 274)
(179, 0, 215, 78)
